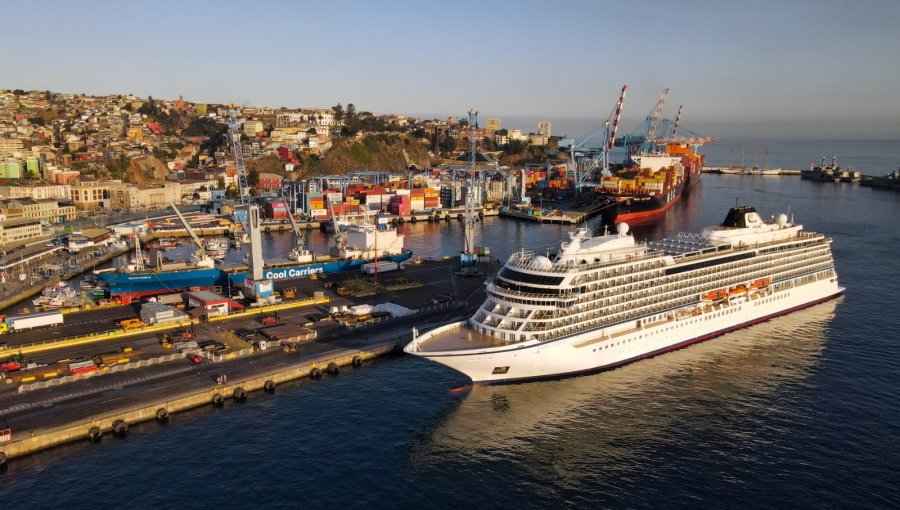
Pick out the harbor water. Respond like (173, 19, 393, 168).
(1, 141, 899, 508)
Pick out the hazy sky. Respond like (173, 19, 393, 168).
(3, 0, 899, 138)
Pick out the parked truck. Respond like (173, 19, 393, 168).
(1, 311, 64, 333)
(360, 261, 402, 275)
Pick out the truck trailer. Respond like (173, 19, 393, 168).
(360, 261, 402, 274)
(3, 311, 64, 332)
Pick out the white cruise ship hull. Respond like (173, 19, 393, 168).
(410, 278, 842, 384)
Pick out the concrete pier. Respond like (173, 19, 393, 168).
(0, 339, 400, 462)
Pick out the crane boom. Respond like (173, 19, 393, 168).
(671, 105, 683, 138)
(606, 85, 628, 151)
(169, 202, 205, 256)
(228, 107, 250, 205)
(646, 88, 669, 142)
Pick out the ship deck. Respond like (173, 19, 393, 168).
(419, 326, 514, 352)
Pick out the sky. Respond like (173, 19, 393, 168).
(3, 0, 899, 139)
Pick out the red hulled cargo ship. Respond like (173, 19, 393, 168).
(599, 142, 705, 223)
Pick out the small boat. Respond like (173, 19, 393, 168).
(729, 284, 748, 296)
(702, 289, 728, 301)
(751, 278, 772, 289)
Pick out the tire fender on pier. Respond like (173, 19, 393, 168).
(88, 426, 102, 442)
(310, 367, 322, 379)
(111, 419, 128, 437)
(0, 452, 8, 467)
(212, 393, 224, 407)
(351, 356, 363, 368)
(263, 380, 276, 393)
(155, 408, 170, 423)
(327, 362, 340, 375)
(233, 387, 248, 402)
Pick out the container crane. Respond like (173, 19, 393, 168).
(568, 85, 627, 190)
(643, 88, 669, 151)
(462, 107, 479, 269)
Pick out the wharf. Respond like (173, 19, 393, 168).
(0, 258, 492, 465)
(0, 247, 128, 313)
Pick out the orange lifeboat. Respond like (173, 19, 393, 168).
(702, 289, 728, 301)
(729, 284, 748, 296)
(751, 278, 772, 289)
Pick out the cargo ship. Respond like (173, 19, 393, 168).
(95, 221, 411, 303)
(406, 205, 842, 383)
(599, 141, 705, 223)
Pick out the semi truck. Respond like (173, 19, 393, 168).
(0, 311, 64, 334)
(360, 261, 402, 275)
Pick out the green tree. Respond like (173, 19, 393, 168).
(13, 89, 26, 95)
(332, 103, 344, 124)
(28, 117, 46, 126)
(247, 169, 260, 186)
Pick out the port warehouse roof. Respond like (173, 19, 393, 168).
(260, 324, 316, 342)
(186, 290, 231, 305)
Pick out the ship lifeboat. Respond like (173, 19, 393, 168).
(702, 289, 728, 301)
(751, 278, 772, 289)
(729, 284, 749, 296)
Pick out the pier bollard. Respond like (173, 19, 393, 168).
(263, 380, 276, 394)
(88, 426, 102, 442)
(211, 393, 224, 407)
(327, 362, 340, 375)
(233, 387, 248, 402)
(111, 420, 128, 437)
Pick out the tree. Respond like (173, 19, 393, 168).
(506, 139, 527, 155)
(199, 185, 208, 192)
(332, 103, 344, 124)
(28, 117, 46, 126)
(247, 169, 260, 186)
(345, 103, 359, 135)
(13, 89, 26, 96)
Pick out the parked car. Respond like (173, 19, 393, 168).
(186, 353, 203, 363)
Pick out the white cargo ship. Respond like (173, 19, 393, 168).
(405, 206, 843, 383)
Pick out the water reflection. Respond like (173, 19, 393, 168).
(412, 300, 838, 482)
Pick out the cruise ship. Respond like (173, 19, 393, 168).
(405, 206, 843, 383)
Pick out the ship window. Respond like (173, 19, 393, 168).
(499, 268, 565, 286)
(492, 366, 510, 374)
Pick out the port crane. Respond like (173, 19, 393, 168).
(460, 107, 480, 270)
(227, 106, 251, 206)
(169, 202, 214, 268)
(567, 85, 627, 190)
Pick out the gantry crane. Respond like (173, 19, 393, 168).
(568, 85, 627, 190)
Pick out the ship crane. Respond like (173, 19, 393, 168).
(568, 84, 627, 191)
(169, 202, 214, 268)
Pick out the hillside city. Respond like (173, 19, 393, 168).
(0, 88, 560, 250)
